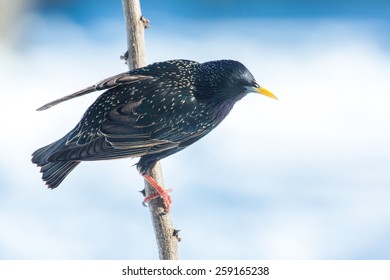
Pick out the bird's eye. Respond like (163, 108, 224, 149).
(253, 83, 260, 88)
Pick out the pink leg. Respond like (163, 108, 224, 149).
(142, 174, 173, 212)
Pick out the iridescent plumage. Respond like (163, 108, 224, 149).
(32, 59, 275, 193)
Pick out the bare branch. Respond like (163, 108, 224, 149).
(121, 0, 179, 260)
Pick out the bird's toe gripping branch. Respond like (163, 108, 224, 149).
(141, 174, 173, 213)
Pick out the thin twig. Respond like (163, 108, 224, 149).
(121, 0, 179, 260)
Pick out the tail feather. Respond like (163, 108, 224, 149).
(40, 161, 79, 189)
(32, 135, 80, 189)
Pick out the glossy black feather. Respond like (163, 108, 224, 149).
(32, 59, 259, 188)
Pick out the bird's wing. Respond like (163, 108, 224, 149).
(48, 95, 181, 162)
(99, 86, 215, 149)
(37, 73, 153, 111)
(100, 99, 181, 151)
(49, 97, 209, 163)
(47, 75, 210, 162)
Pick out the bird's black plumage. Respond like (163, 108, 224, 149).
(32, 59, 275, 189)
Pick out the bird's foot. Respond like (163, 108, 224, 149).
(142, 174, 173, 213)
(142, 190, 173, 209)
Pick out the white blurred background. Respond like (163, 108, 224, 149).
(1, 0, 389, 259)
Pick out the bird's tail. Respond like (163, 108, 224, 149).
(32, 135, 80, 189)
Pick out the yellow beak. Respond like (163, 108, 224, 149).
(256, 86, 278, 100)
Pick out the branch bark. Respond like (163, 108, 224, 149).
(121, 0, 179, 260)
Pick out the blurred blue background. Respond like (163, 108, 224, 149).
(1, 0, 390, 259)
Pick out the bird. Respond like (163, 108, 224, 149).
(32, 59, 277, 212)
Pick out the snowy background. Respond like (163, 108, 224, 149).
(1, 0, 390, 259)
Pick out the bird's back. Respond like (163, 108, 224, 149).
(32, 59, 260, 188)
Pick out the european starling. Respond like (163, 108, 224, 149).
(32, 59, 277, 211)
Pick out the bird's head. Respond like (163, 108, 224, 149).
(196, 60, 277, 102)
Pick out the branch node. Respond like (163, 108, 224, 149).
(140, 15, 151, 28)
(139, 188, 146, 197)
(173, 229, 182, 242)
(120, 51, 129, 64)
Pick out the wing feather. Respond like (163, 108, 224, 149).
(37, 73, 153, 111)
(45, 66, 211, 163)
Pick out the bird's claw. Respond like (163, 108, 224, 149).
(142, 189, 173, 212)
